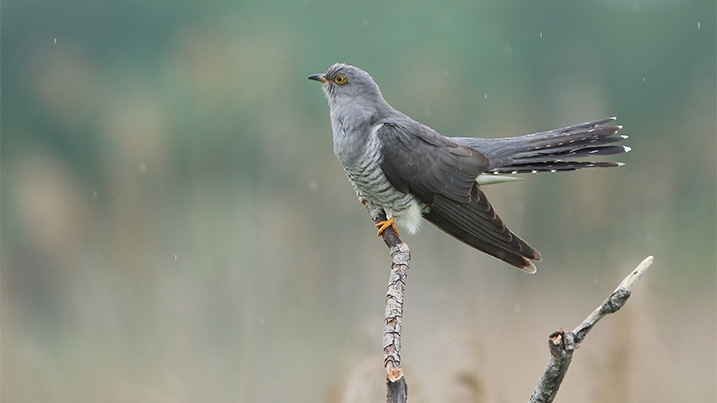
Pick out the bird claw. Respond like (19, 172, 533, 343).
(375, 217, 400, 237)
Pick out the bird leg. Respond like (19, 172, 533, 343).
(358, 192, 401, 237)
(375, 216, 400, 237)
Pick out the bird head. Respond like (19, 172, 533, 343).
(308, 63, 385, 109)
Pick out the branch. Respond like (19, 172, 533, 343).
(366, 204, 410, 403)
(529, 256, 654, 403)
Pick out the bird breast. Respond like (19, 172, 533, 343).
(335, 123, 424, 234)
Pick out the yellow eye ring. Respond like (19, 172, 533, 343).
(333, 74, 348, 85)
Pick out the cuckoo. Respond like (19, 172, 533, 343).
(309, 63, 629, 273)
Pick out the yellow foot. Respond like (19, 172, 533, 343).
(375, 216, 400, 237)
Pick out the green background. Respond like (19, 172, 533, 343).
(3, 0, 715, 401)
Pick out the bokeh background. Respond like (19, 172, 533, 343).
(2, 0, 715, 402)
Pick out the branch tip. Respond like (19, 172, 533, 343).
(387, 367, 404, 382)
(549, 329, 564, 345)
(617, 255, 653, 291)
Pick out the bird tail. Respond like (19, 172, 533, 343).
(451, 117, 629, 174)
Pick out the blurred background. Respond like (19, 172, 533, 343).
(2, 0, 715, 401)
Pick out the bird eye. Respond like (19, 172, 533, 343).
(333, 74, 348, 85)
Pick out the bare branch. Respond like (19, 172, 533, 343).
(362, 193, 653, 403)
(366, 204, 410, 403)
(529, 256, 654, 403)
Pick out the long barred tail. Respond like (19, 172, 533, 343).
(452, 117, 630, 174)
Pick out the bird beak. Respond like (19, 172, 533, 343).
(308, 73, 327, 83)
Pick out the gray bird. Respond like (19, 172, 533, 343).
(309, 63, 629, 273)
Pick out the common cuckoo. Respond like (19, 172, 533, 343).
(309, 63, 629, 273)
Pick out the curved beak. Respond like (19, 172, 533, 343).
(308, 73, 327, 83)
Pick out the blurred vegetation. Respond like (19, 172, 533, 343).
(2, 0, 715, 401)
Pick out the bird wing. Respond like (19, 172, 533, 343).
(376, 121, 489, 202)
(376, 121, 541, 272)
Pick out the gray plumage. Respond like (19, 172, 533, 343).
(309, 63, 629, 272)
